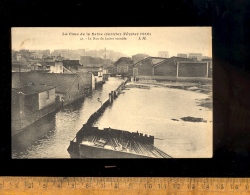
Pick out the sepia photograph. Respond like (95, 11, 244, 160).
(11, 27, 212, 159)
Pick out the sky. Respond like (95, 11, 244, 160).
(11, 27, 212, 57)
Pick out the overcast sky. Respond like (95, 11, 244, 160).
(12, 27, 212, 57)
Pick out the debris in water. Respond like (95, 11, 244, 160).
(181, 116, 207, 123)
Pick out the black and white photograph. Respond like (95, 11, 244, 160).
(11, 27, 212, 159)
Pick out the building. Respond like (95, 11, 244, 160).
(12, 61, 31, 72)
(202, 58, 212, 78)
(133, 56, 198, 78)
(31, 62, 49, 71)
(77, 72, 95, 90)
(177, 61, 210, 77)
(80, 56, 103, 67)
(105, 65, 117, 76)
(43, 55, 64, 62)
(177, 53, 188, 58)
(12, 72, 90, 107)
(12, 84, 56, 134)
(154, 57, 194, 77)
(158, 51, 169, 58)
(114, 57, 134, 76)
(132, 54, 149, 64)
(80, 66, 104, 88)
(188, 53, 202, 61)
(62, 60, 82, 73)
(133, 57, 167, 76)
(16, 53, 22, 61)
(50, 61, 63, 73)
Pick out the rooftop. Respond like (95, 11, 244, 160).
(12, 72, 82, 93)
(12, 85, 55, 95)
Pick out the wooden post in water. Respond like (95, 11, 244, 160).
(111, 91, 114, 103)
(109, 93, 112, 103)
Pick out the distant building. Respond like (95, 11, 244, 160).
(43, 55, 65, 62)
(31, 62, 49, 71)
(50, 61, 63, 73)
(104, 65, 117, 76)
(158, 51, 169, 58)
(62, 60, 82, 73)
(202, 56, 212, 61)
(16, 53, 22, 61)
(80, 56, 103, 67)
(114, 57, 134, 76)
(188, 53, 202, 61)
(43, 56, 55, 62)
(12, 61, 31, 72)
(177, 53, 188, 58)
(12, 84, 56, 133)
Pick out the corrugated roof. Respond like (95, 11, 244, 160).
(12, 72, 80, 93)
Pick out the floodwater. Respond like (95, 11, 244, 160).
(12, 77, 212, 158)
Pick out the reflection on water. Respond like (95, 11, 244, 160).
(94, 86, 212, 158)
(12, 77, 125, 158)
(12, 77, 212, 158)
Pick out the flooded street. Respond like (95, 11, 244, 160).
(12, 77, 125, 158)
(12, 78, 212, 158)
(95, 84, 212, 158)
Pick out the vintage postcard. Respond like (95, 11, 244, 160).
(11, 27, 212, 158)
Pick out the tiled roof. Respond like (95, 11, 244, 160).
(12, 85, 55, 95)
(12, 72, 80, 93)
